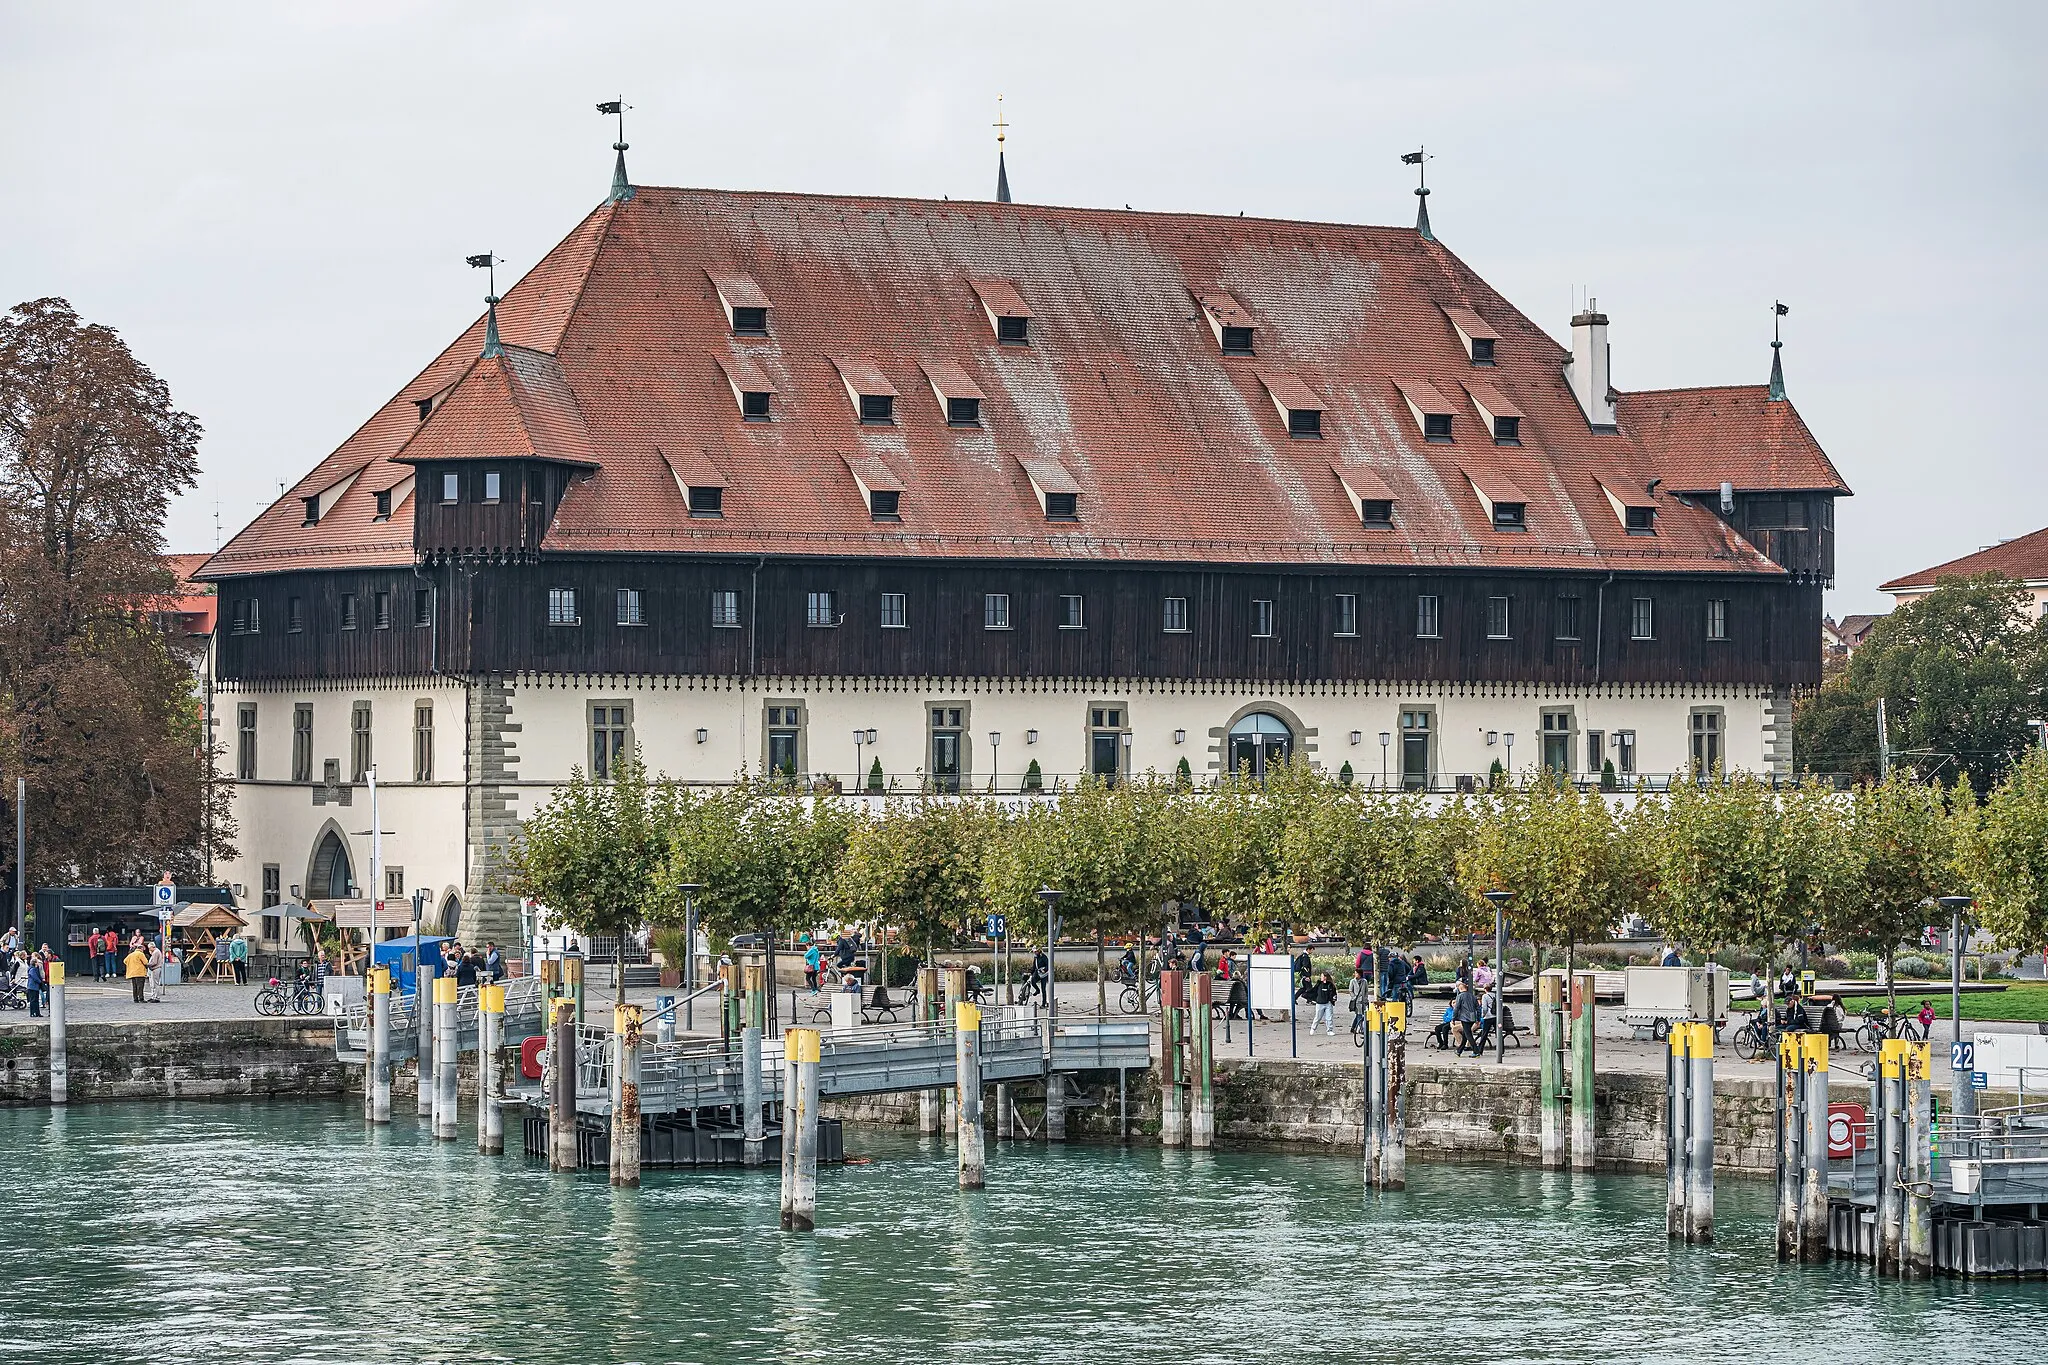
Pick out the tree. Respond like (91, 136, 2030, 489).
(1456, 776, 1642, 969)
(1187, 759, 1324, 937)
(1795, 574, 2048, 792)
(835, 799, 992, 962)
(1274, 787, 1463, 976)
(1958, 749, 2048, 956)
(657, 777, 852, 948)
(0, 297, 232, 898)
(1826, 773, 1955, 1012)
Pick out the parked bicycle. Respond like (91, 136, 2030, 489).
(1732, 1011, 1773, 1062)
(1854, 1006, 1923, 1053)
(254, 971, 324, 1017)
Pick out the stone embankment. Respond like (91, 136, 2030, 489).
(0, 1018, 348, 1104)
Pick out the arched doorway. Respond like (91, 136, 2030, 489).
(439, 893, 462, 938)
(1227, 712, 1294, 781)
(309, 830, 354, 900)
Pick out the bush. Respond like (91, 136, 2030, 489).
(1600, 758, 1618, 792)
(1817, 955, 1852, 978)
(1894, 955, 1934, 980)
(1175, 757, 1193, 788)
(1488, 758, 1506, 790)
(1023, 759, 1044, 791)
(866, 757, 884, 792)
(652, 926, 688, 970)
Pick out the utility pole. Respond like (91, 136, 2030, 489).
(1876, 697, 1891, 779)
(13, 776, 24, 936)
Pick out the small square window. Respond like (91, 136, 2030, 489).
(1288, 409, 1322, 439)
(947, 396, 981, 427)
(1252, 599, 1274, 638)
(1555, 596, 1582, 641)
(880, 592, 907, 629)
(1045, 492, 1078, 520)
(740, 391, 771, 422)
(1334, 594, 1357, 636)
(869, 489, 900, 520)
(1493, 415, 1521, 446)
(340, 594, 358, 631)
(996, 315, 1029, 345)
(1423, 413, 1453, 442)
(548, 587, 579, 626)
(807, 591, 837, 628)
(1626, 505, 1656, 533)
(373, 489, 392, 521)
(1487, 595, 1510, 640)
(984, 593, 1011, 630)
(1471, 337, 1495, 364)
(414, 587, 432, 627)
(1360, 499, 1394, 528)
(859, 393, 895, 425)
(1060, 595, 1084, 629)
(617, 588, 645, 626)
(688, 485, 723, 517)
(711, 590, 741, 628)
(1416, 595, 1441, 639)
(1493, 502, 1526, 530)
(1631, 597, 1655, 641)
(441, 472, 459, 503)
(482, 470, 501, 503)
(287, 597, 304, 634)
(1706, 599, 1728, 641)
(301, 495, 320, 527)
(731, 306, 767, 335)
(1220, 326, 1254, 355)
(374, 590, 391, 630)
(1163, 596, 1189, 633)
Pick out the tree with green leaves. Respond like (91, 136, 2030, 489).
(835, 798, 992, 963)
(1274, 787, 1463, 981)
(1188, 759, 1325, 938)
(1826, 773, 1957, 1012)
(1957, 749, 2048, 957)
(1455, 776, 1643, 972)
(654, 777, 853, 950)
(1796, 573, 2048, 792)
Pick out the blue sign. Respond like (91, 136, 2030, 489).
(1972, 1071, 1989, 1091)
(1952, 1041, 1974, 1072)
(986, 915, 1007, 938)
(154, 882, 175, 907)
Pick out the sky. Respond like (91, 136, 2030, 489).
(2, 1, 2042, 616)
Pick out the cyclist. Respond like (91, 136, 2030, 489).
(1117, 944, 1138, 985)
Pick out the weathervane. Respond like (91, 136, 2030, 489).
(467, 252, 503, 358)
(1768, 300, 1790, 401)
(1401, 147, 1434, 241)
(597, 97, 636, 203)
(994, 94, 1013, 204)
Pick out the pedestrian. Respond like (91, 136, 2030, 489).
(804, 940, 822, 991)
(1348, 971, 1369, 1036)
(144, 942, 166, 1003)
(0, 926, 17, 957)
(1409, 955, 1429, 995)
(22, 952, 42, 1018)
(1473, 957, 1495, 993)
(228, 931, 249, 985)
(106, 932, 122, 979)
(125, 940, 149, 1003)
(1452, 981, 1483, 1055)
(455, 949, 479, 990)
(85, 929, 100, 982)
(1305, 970, 1338, 1034)
(34, 945, 54, 1012)
(1382, 949, 1412, 1005)
(1660, 944, 1681, 967)
(1916, 1000, 1936, 1038)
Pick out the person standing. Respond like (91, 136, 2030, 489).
(21, 952, 42, 1018)
(85, 929, 101, 982)
(484, 941, 503, 983)
(454, 948, 479, 990)
(125, 941, 149, 1003)
(1307, 970, 1338, 1035)
(144, 942, 165, 1003)
(1382, 949, 1412, 1006)
(1452, 981, 1483, 1055)
(228, 932, 249, 985)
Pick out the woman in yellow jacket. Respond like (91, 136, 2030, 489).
(125, 942, 150, 1004)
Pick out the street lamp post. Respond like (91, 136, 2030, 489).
(1036, 887, 1062, 1021)
(989, 732, 1001, 793)
(1502, 733, 1515, 785)
(678, 883, 704, 1031)
(853, 729, 866, 792)
(1379, 731, 1391, 789)
(1484, 890, 1513, 1065)
(1938, 894, 1976, 1124)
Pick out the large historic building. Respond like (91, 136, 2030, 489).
(199, 148, 1849, 942)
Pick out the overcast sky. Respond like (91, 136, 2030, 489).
(4, 1, 2041, 614)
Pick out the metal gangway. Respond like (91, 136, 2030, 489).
(332, 975, 545, 1064)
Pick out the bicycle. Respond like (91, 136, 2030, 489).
(254, 974, 325, 1017)
(1118, 977, 1158, 1015)
(1854, 1007, 1922, 1053)
(1732, 1013, 1772, 1062)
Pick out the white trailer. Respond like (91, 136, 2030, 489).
(1623, 965, 1730, 1040)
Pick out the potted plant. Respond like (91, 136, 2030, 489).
(1338, 761, 1354, 786)
(652, 927, 687, 988)
(1023, 758, 1044, 791)
(1175, 756, 1193, 788)
(1488, 758, 1506, 790)
(866, 757, 884, 792)
(1600, 758, 1618, 792)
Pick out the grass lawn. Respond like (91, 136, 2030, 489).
(1734, 981, 2048, 1024)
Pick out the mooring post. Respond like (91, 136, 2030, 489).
(478, 983, 504, 1154)
(918, 965, 943, 1136)
(433, 974, 460, 1141)
(780, 1027, 821, 1231)
(549, 1000, 580, 1172)
(1364, 1003, 1384, 1188)
(942, 966, 968, 1136)
(611, 1004, 643, 1188)
(1800, 1031, 1830, 1262)
(956, 1001, 985, 1189)
(1045, 1073, 1068, 1142)
(1776, 1033, 1802, 1261)
(1666, 1024, 1686, 1241)
(1569, 970, 1596, 1171)
(1538, 973, 1564, 1170)
(1383, 1001, 1408, 1190)
(1189, 970, 1215, 1149)
(1160, 969, 1186, 1147)
(742, 963, 767, 1166)
(1903, 1040, 1933, 1279)
(995, 1080, 1011, 1139)
(370, 967, 392, 1124)
(416, 961, 437, 1119)
(1686, 1022, 1715, 1244)
(1877, 1038, 1905, 1274)
(564, 949, 585, 1024)
(47, 962, 66, 1106)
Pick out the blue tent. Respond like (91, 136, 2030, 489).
(372, 934, 451, 995)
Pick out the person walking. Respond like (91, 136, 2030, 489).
(1307, 970, 1338, 1035)
(803, 941, 822, 991)
(1348, 971, 1369, 1037)
(125, 940, 150, 1003)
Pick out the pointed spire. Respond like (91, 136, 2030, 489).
(597, 98, 635, 203)
(994, 95, 1012, 203)
(467, 252, 503, 358)
(1402, 147, 1434, 241)
(1768, 300, 1789, 401)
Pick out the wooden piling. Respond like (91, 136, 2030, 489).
(956, 1001, 985, 1189)
(370, 967, 392, 1125)
(611, 1005, 643, 1188)
(416, 961, 437, 1119)
(919, 966, 943, 1136)
(433, 974, 460, 1141)
(1903, 1041, 1933, 1279)
(47, 963, 66, 1106)
(549, 1001, 580, 1172)
(1799, 1032, 1830, 1263)
(1383, 1000, 1408, 1190)
(564, 951, 585, 1023)
(781, 1028, 821, 1230)
(1568, 972, 1596, 1172)
(477, 983, 504, 1154)
(1877, 1038, 1905, 1274)
(1045, 1072, 1067, 1142)
(1188, 970, 1215, 1149)
(1776, 1033, 1802, 1261)
(1538, 974, 1564, 1170)
(742, 964, 766, 1166)
(942, 966, 968, 1135)
(1685, 1022, 1715, 1243)
(1665, 1025, 1685, 1241)
(1160, 969, 1186, 1147)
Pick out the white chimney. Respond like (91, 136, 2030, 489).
(1720, 480, 1734, 515)
(1567, 297, 1616, 430)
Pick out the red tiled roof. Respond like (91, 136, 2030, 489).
(202, 187, 1814, 580)
(919, 359, 985, 404)
(1880, 524, 2048, 591)
(842, 451, 905, 494)
(1198, 292, 1255, 328)
(968, 279, 1032, 318)
(716, 353, 776, 395)
(1257, 369, 1321, 413)
(707, 270, 771, 310)
(1440, 305, 1499, 342)
(1614, 385, 1849, 495)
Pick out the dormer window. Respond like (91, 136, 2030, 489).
(374, 490, 392, 521)
(947, 397, 981, 427)
(833, 357, 898, 425)
(970, 280, 1034, 345)
(1396, 379, 1457, 444)
(741, 391, 771, 422)
(687, 485, 723, 518)
(302, 496, 320, 526)
(1441, 305, 1501, 366)
(923, 360, 987, 430)
(1598, 480, 1660, 537)
(1494, 416, 1520, 445)
(1260, 370, 1324, 440)
(1289, 409, 1322, 438)
(843, 452, 906, 523)
(997, 315, 1029, 344)
(1198, 292, 1257, 356)
(1361, 499, 1394, 527)
(731, 306, 767, 336)
(1221, 326, 1254, 356)
(1335, 464, 1399, 528)
(870, 489, 901, 520)
(718, 355, 778, 423)
(1472, 338, 1495, 363)
(708, 270, 772, 334)
(1626, 505, 1656, 533)
(1423, 413, 1452, 442)
(1045, 492, 1079, 520)
(1467, 467, 1531, 532)
(1464, 380, 1525, 447)
(414, 398, 434, 422)
(1493, 502, 1527, 530)
(860, 394, 895, 424)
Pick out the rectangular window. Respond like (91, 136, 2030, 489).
(548, 587, 579, 626)
(340, 594, 357, 631)
(1706, 599, 1728, 641)
(765, 704, 802, 777)
(1493, 502, 1526, 530)
(731, 305, 768, 335)
(1631, 596, 1655, 641)
(1360, 499, 1394, 527)
(373, 590, 391, 630)
(1615, 729, 1637, 775)
(441, 472, 459, 503)
(1494, 415, 1521, 445)
(301, 495, 320, 526)
(1334, 594, 1357, 637)
(374, 489, 392, 521)
(869, 489, 900, 520)
(1555, 595, 1582, 641)
(617, 589, 645, 626)
(1163, 596, 1189, 633)
(1045, 491, 1078, 520)
(984, 593, 1011, 630)
(1288, 409, 1322, 438)
(1220, 326, 1254, 355)
(385, 867, 405, 899)
(241, 598, 261, 635)
(1587, 730, 1605, 774)
(261, 865, 281, 911)
(740, 390, 771, 422)
(1487, 595, 1511, 640)
(230, 598, 248, 635)
(1416, 595, 1441, 639)
(1626, 505, 1657, 533)
(1059, 595, 1084, 629)
(1690, 710, 1723, 777)
(711, 590, 741, 628)
(237, 703, 258, 780)
(482, 470, 501, 503)
(1471, 337, 1496, 364)
(350, 701, 372, 782)
(287, 596, 304, 634)
(996, 314, 1029, 345)
(1541, 710, 1573, 775)
(1251, 599, 1274, 638)
(928, 706, 965, 793)
(859, 393, 895, 425)
(413, 702, 433, 782)
(590, 703, 629, 781)
(414, 587, 432, 627)
(947, 396, 982, 427)
(292, 704, 313, 783)
(880, 592, 907, 629)
(807, 591, 837, 627)
(688, 485, 723, 517)
(1423, 413, 1452, 441)
(1400, 709, 1433, 790)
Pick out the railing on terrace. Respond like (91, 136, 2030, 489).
(723, 770, 1826, 798)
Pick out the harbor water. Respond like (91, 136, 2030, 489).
(0, 1100, 2039, 1364)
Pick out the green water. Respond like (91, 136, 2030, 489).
(0, 1101, 2039, 1364)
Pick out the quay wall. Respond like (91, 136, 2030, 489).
(0, 1019, 349, 1105)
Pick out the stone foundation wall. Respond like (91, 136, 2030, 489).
(0, 1019, 349, 1105)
